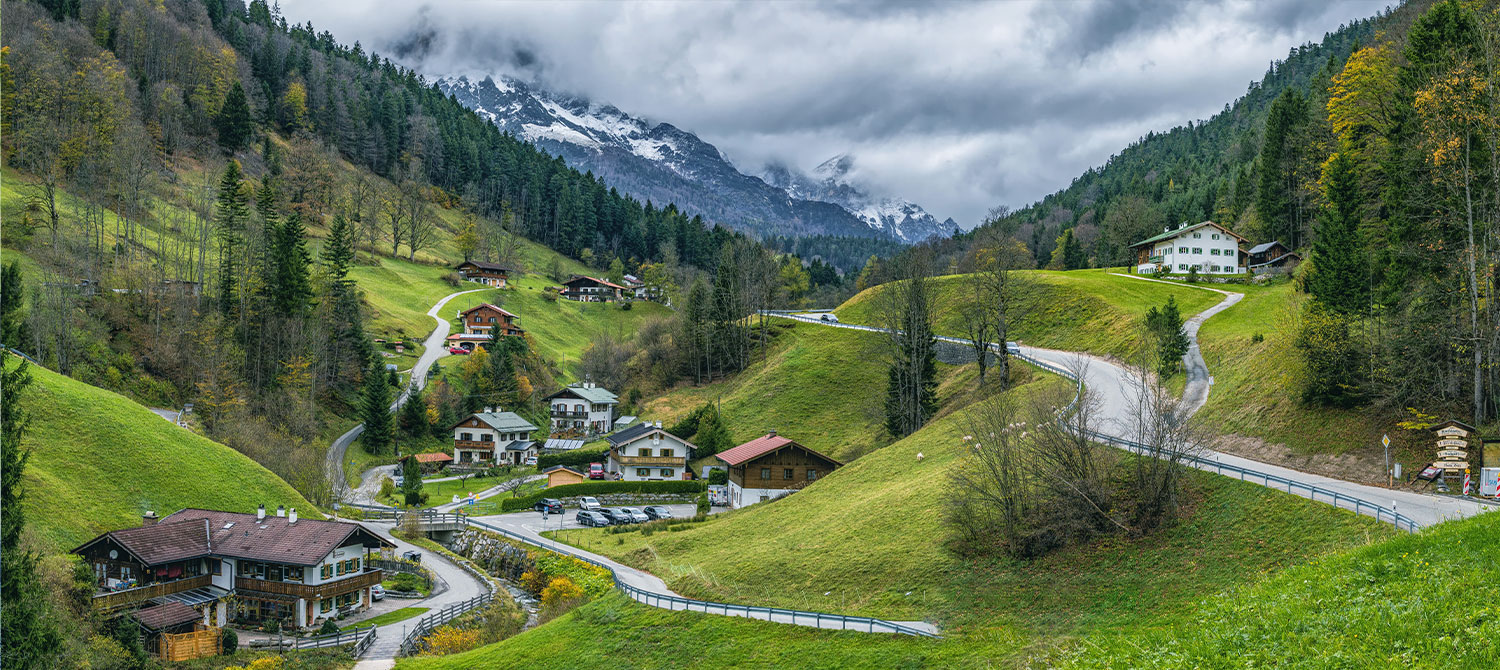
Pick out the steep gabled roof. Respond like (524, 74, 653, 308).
(74, 509, 394, 568)
(456, 260, 511, 272)
(606, 422, 656, 447)
(716, 433, 843, 468)
(563, 275, 628, 291)
(1247, 240, 1285, 255)
(1129, 221, 1246, 249)
(452, 410, 538, 433)
(543, 465, 585, 477)
(74, 518, 211, 566)
(460, 303, 517, 319)
(546, 385, 619, 405)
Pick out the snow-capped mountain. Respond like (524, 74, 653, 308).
(437, 75, 950, 242)
(761, 155, 955, 242)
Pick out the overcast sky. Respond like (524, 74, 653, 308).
(275, 0, 1385, 227)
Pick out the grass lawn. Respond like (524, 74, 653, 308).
(641, 321, 977, 463)
(11, 356, 315, 550)
(567, 371, 1394, 634)
(835, 268, 1221, 362)
(344, 606, 429, 630)
(381, 469, 536, 507)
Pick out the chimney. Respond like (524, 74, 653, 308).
(768, 430, 777, 437)
(142, 511, 158, 526)
(276, 505, 286, 518)
(654, 420, 662, 429)
(484, 406, 493, 413)
(257, 504, 266, 521)
(288, 508, 298, 524)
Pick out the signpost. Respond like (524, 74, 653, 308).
(1382, 434, 1391, 487)
(1431, 420, 1477, 490)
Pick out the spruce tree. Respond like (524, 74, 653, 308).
(1256, 88, 1312, 248)
(400, 455, 423, 506)
(216, 81, 253, 152)
(1, 359, 60, 669)
(1145, 296, 1190, 377)
(1307, 152, 1368, 315)
(693, 406, 732, 457)
(400, 385, 427, 437)
(322, 212, 356, 285)
(2, 261, 27, 346)
(487, 348, 519, 408)
(214, 161, 250, 317)
(270, 211, 313, 315)
(361, 362, 393, 454)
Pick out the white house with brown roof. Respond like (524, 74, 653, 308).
(72, 506, 393, 630)
(716, 432, 843, 509)
(455, 260, 511, 287)
(560, 275, 627, 302)
(1130, 221, 1247, 275)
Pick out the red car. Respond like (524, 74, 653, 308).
(588, 463, 605, 480)
(447, 346, 470, 355)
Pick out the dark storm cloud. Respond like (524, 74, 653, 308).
(275, 0, 1380, 227)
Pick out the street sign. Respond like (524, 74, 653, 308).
(1435, 461, 1470, 470)
(1382, 434, 1391, 448)
(1438, 450, 1469, 459)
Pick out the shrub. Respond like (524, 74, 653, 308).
(619, 301, 633, 311)
(708, 469, 727, 485)
(389, 572, 425, 592)
(421, 626, 482, 656)
(498, 480, 707, 511)
(317, 619, 340, 636)
(1251, 332, 1265, 344)
(1187, 267, 1199, 283)
(378, 477, 395, 500)
(540, 576, 584, 609)
(219, 627, 238, 653)
(536, 449, 608, 470)
(442, 272, 462, 287)
(696, 492, 710, 515)
(519, 570, 549, 596)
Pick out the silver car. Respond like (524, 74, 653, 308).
(615, 507, 650, 523)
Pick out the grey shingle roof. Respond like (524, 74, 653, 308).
(1129, 221, 1245, 249)
(1247, 241, 1281, 255)
(547, 385, 618, 405)
(472, 411, 538, 432)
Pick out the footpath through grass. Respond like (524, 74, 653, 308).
(834, 268, 1220, 362)
(13, 357, 315, 550)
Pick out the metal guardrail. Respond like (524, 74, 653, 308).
(460, 518, 937, 637)
(766, 311, 1426, 533)
(398, 594, 494, 656)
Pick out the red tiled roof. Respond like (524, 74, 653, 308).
(133, 602, 202, 631)
(716, 433, 841, 467)
(402, 452, 453, 463)
(460, 303, 518, 318)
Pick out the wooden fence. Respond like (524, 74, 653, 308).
(161, 625, 220, 662)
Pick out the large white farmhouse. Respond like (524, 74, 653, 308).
(1130, 221, 1247, 275)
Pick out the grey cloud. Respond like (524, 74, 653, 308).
(276, 0, 1380, 227)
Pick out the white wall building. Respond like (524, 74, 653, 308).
(451, 408, 539, 465)
(1130, 221, 1247, 275)
(605, 421, 695, 481)
(544, 383, 618, 436)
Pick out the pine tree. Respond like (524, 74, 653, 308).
(1307, 152, 1368, 315)
(270, 211, 313, 315)
(322, 212, 357, 284)
(1, 359, 60, 670)
(400, 385, 427, 437)
(400, 454, 423, 506)
(214, 161, 251, 317)
(693, 406, 732, 457)
(486, 348, 519, 408)
(1145, 296, 1190, 377)
(1, 261, 27, 346)
(361, 362, 393, 454)
(216, 81, 253, 152)
(1256, 88, 1313, 248)
(1048, 229, 1085, 270)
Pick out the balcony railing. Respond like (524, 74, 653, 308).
(551, 410, 587, 419)
(93, 574, 212, 612)
(454, 440, 494, 452)
(613, 454, 685, 467)
(236, 569, 382, 601)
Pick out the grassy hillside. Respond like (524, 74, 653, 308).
(568, 372, 1393, 633)
(834, 269, 1221, 361)
(640, 321, 979, 463)
(12, 356, 315, 550)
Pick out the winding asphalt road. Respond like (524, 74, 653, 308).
(326, 288, 490, 497)
(774, 286, 1491, 529)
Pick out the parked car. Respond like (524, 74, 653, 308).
(392, 475, 404, 487)
(578, 496, 602, 510)
(642, 506, 674, 520)
(576, 510, 609, 527)
(1005, 341, 1020, 355)
(820, 313, 840, 323)
(596, 508, 627, 525)
(370, 584, 386, 601)
(447, 346, 470, 355)
(616, 507, 650, 523)
(534, 498, 564, 514)
(588, 462, 606, 480)
(401, 550, 422, 564)
(523, 455, 538, 466)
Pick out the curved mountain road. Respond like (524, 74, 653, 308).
(326, 288, 490, 497)
(771, 289, 1490, 529)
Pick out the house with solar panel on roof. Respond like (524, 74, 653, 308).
(544, 382, 619, 436)
(72, 505, 393, 639)
(717, 432, 843, 509)
(451, 407, 539, 466)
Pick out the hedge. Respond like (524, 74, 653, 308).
(537, 448, 609, 470)
(498, 480, 706, 511)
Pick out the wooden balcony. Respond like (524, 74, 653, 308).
(236, 569, 382, 601)
(551, 410, 587, 419)
(454, 440, 494, 452)
(93, 574, 212, 613)
(613, 454, 686, 467)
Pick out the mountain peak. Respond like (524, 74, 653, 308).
(436, 74, 950, 242)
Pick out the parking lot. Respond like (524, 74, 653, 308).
(471, 503, 708, 535)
